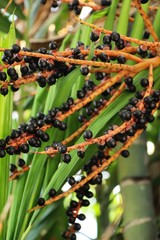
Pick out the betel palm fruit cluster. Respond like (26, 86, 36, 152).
(0, 0, 160, 239)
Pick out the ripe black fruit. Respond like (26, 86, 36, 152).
(83, 130, 93, 139)
(90, 31, 99, 42)
(58, 144, 67, 153)
(12, 44, 21, 53)
(62, 153, 71, 163)
(17, 158, 25, 167)
(121, 150, 130, 158)
(101, 0, 111, 6)
(9, 164, 17, 172)
(37, 198, 45, 206)
(49, 188, 57, 197)
(111, 31, 120, 42)
(140, 78, 149, 87)
(140, 0, 149, 3)
(80, 66, 89, 76)
(0, 149, 6, 158)
(117, 55, 126, 64)
(68, 176, 76, 185)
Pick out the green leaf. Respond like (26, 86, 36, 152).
(0, 21, 15, 240)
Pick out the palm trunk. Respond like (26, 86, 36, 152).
(118, 133, 157, 240)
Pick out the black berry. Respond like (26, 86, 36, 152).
(37, 198, 45, 206)
(121, 150, 130, 158)
(83, 130, 93, 139)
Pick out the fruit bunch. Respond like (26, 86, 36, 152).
(1, 0, 160, 239)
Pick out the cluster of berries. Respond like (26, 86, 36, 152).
(0, 41, 74, 96)
(0, 99, 71, 158)
(41, 0, 149, 17)
(41, 0, 112, 15)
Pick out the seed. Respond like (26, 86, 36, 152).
(77, 213, 86, 221)
(124, 76, 133, 86)
(127, 84, 136, 92)
(126, 128, 135, 136)
(0, 87, 8, 96)
(0, 72, 7, 81)
(103, 35, 111, 45)
(11, 129, 20, 139)
(134, 109, 142, 118)
(73, 223, 81, 231)
(140, 78, 149, 87)
(0, 139, 6, 148)
(140, 0, 149, 3)
(41, 0, 47, 4)
(11, 85, 19, 92)
(77, 90, 85, 99)
(90, 31, 99, 42)
(61, 102, 70, 112)
(95, 72, 104, 80)
(48, 188, 57, 197)
(144, 96, 152, 104)
(137, 45, 148, 57)
(26, 124, 36, 134)
(61, 230, 69, 238)
(98, 53, 109, 62)
(116, 38, 125, 49)
(12, 44, 21, 53)
(81, 199, 90, 206)
(68, 176, 76, 185)
(86, 107, 93, 116)
(59, 122, 67, 131)
(17, 158, 25, 167)
(49, 41, 58, 50)
(68, 216, 76, 224)
(83, 130, 93, 140)
(67, 97, 74, 105)
(106, 138, 116, 148)
(59, 144, 67, 153)
(52, 119, 62, 128)
(101, 0, 111, 6)
(153, 90, 160, 98)
(6, 146, 15, 155)
(70, 200, 78, 208)
(80, 66, 89, 76)
(120, 110, 131, 121)
(38, 59, 48, 70)
(36, 76, 46, 87)
(77, 150, 85, 158)
(28, 138, 38, 147)
(85, 191, 93, 198)
(117, 55, 126, 64)
(62, 153, 71, 163)
(7, 67, 17, 78)
(74, 6, 81, 15)
(110, 31, 120, 42)
(146, 114, 154, 123)
(37, 198, 45, 206)
(47, 75, 56, 85)
(143, 30, 150, 39)
(76, 191, 84, 200)
(121, 150, 130, 158)
(40, 132, 50, 142)
(0, 149, 6, 158)
(9, 164, 17, 172)
(38, 47, 47, 54)
(69, 233, 76, 240)
(4, 49, 13, 59)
